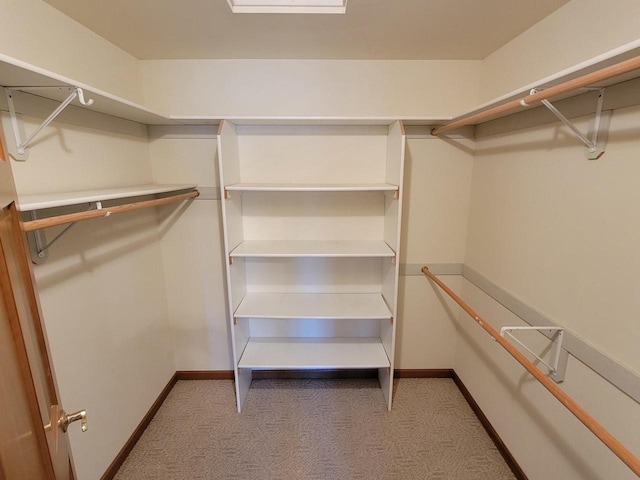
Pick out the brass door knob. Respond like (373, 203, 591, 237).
(58, 409, 87, 433)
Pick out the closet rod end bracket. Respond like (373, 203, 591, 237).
(585, 109, 612, 161)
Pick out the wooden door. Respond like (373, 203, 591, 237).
(0, 133, 74, 478)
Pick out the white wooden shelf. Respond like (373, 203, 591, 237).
(172, 116, 450, 126)
(230, 240, 395, 258)
(225, 183, 398, 192)
(17, 184, 197, 212)
(238, 337, 390, 369)
(0, 55, 174, 125)
(235, 292, 392, 320)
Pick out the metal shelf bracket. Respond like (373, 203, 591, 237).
(4, 86, 94, 161)
(26, 202, 101, 264)
(500, 326, 568, 383)
(533, 87, 611, 160)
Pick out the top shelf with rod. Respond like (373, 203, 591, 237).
(431, 41, 640, 159)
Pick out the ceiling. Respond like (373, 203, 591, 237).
(43, 0, 571, 60)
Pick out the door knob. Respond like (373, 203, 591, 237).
(59, 409, 87, 433)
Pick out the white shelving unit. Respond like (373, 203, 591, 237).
(218, 120, 405, 412)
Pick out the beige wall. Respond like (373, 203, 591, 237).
(396, 138, 474, 368)
(149, 133, 233, 370)
(460, 6, 640, 476)
(455, 280, 640, 480)
(457, 104, 640, 479)
(480, 0, 640, 102)
(140, 59, 481, 118)
(468, 107, 640, 371)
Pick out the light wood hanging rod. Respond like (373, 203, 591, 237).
(21, 190, 199, 232)
(432, 55, 640, 136)
(421, 266, 640, 477)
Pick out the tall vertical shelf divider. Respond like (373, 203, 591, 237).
(218, 120, 405, 412)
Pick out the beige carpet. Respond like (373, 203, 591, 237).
(114, 378, 516, 480)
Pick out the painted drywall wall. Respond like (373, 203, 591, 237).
(468, 107, 640, 372)
(479, 0, 640, 103)
(140, 59, 481, 118)
(0, 0, 144, 105)
(457, 103, 640, 479)
(455, 281, 640, 480)
(148, 131, 233, 370)
(6, 110, 175, 480)
(396, 137, 474, 368)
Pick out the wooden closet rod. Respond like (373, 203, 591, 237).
(432, 55, 640, 136)
(21, 190, 199, 232)
(421, 266, 640, 476)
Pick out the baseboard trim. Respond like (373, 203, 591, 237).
(176, 370, 234, 380)
(394, 368, 454, 378)
(452, 371, 529, 480)
(102, 368, 527, 480)
(100, 372, 179, 480)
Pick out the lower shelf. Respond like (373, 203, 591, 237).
(234, 292, 393, 320)
(238, 337, 390, 370)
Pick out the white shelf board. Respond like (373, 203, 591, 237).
(171, 116, 451, 126)
(0, 55, 174, 125)
(225, 183, 398, 192)
(17, 184, 197, 211)
(235, 292, 392, 320)
(238, 337, 390, 369)
(230, 240, 395, 258)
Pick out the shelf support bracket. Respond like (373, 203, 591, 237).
(500, 326, 568, 383)
(534, 88, 610, 160)
(4, 87, 94, 161)
(26, 202, 101, 264)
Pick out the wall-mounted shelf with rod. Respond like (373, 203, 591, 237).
(432, 41, 640, 144)
(17, 184, 197, 213)
(19, 184, 198, 263)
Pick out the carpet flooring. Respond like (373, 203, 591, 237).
(113, 378, 516, 480)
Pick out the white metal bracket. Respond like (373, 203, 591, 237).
(25, 202, 102, 264)
(533, 88, 611, 160)
(500, 326, 568, 383)
(4, 86, 94, 161)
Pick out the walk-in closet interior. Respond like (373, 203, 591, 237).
(0, 1, 639, 479)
